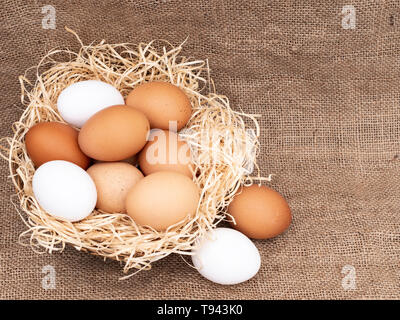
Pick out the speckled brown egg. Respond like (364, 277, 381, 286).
(138, 129, 193, 178)
(87, 162, 143, 213)
(78, 105, 150, 161)
(126, 82, 192, 131)
(228, 185, 292, 239)
(25, 122, 90, 169)
(126, 171, 200, 231)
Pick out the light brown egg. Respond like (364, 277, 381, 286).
(25, 122, 90, 169)
(126, 171, 200, 231)
(126, 82, 192, 131)
(228, 185, 292, 239)
(138, 129, 193, 178)
(87, 162, 143, 213)
(78, 105, 150, 161)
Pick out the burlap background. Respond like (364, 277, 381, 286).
(1, 0, 399, 300)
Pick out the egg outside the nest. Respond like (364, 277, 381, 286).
(228, 185, 292, 239)
(191, 228, 261, 285)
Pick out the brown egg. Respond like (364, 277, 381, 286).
(139, 129, 193, 178)
(87, 162, 143, 213)
(25, 122, 90, 169)
(126, 171, 200, 231)
(228, 185, 292, 239)
(78, 105, 150, 161)
(126, 82, 192, 131)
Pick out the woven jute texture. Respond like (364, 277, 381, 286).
(1, 0, 400, 300)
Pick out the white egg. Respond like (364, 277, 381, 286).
(192, 228, 261, 285)
(57, 80, 124, 128)
(32, 160, 97, 222)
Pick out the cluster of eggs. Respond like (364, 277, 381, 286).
(25, 79, 292, 285)
(27, 80, 197, 231)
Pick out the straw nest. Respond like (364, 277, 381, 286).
(0, 28, 264, 277)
